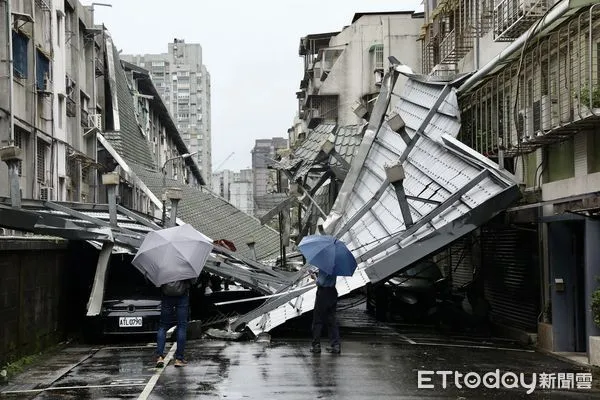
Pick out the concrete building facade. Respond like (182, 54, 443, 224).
(121, 39, 212, 186)
(251, 138, 288, 216)
(0, 0, 202, 216)
(421, 0, 600, 358)
(291, 11, 423, 148)
(211, 169, 254, 216)
(0, 0, 100, 203)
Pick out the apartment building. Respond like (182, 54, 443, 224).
(212, 169, 254, 216)
(0, 0, 203, 217)
(421, 0, 600, 356)
(251, 138, 288, 217)
(0, 0, 104, 203)
(291, 11, 423, 147)
(121, 39, 212, 186)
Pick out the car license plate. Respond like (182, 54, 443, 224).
(119, 317, 142, 327)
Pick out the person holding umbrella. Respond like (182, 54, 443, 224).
(155, 278, 195, 368)
(298, 235, 357, 355)
(131, 224, 214, 368)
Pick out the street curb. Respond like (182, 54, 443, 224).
(537, 348, 600, 371)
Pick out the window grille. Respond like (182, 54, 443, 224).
(12, 31, 29, 78)
(37, 139, 47, 183)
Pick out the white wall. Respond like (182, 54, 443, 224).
(317, 13, 423, 125)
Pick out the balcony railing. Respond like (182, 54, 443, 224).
(493, 0, 548, 42)
(459, 4, 600, 157)
(439, 28, 474, 64)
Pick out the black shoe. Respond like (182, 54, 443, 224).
(310, 344, 321, 353)
(326, 345, 341, 354)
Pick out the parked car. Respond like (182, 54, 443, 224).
(366, 260, 448, 322)
(96, 254, 164, 337)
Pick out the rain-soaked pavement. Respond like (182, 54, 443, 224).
(2, 305, 600, 399)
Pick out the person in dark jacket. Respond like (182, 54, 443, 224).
(310, 269, 341, 354)
(155, 278, 195, 368)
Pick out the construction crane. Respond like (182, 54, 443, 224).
(214, 152, 235, 172)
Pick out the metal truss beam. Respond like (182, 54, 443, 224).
(357, 170, 489, 263)
(365, 185, 521, 283)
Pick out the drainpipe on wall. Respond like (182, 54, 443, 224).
(6, 0, 14, 144)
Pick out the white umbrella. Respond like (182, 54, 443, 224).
(132, 224, 214, 287)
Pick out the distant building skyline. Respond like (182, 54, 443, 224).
(121, 39, 212, 185)
(211, 168, 254, 216)
(251, 137, 288, 216)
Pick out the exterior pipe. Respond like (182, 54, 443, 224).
(6, 0, 14, 144)
(458, 0, 571, 94)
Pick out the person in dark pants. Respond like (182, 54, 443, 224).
(155, 279, 194, 368)
(310, 269, 341, 354)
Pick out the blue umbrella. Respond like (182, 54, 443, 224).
(298, 235, 357, 277)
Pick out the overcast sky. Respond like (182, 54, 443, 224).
(84, 0, 423, 172)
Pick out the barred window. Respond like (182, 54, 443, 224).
(36, 50, 51, 90)
(37, 139, 47, 183)
(12, 31, 29, 78)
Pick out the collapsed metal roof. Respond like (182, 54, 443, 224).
(0, 60, 521, 339)
(0, 197, 292, 317)
(230, 66, 521, 335)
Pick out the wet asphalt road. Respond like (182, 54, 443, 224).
(2, 310, 600, 399)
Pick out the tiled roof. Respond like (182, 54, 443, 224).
(130, 163, 281, 261)
(104, 36, 155, 169)
(281, 123, 364, 180)
(330, 124, 364, 178)
(254, 193, 290, 211)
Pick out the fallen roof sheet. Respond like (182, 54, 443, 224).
(231, 68, 521, 335)
(130, 163, 282, 262)
(278, 123, 363, 181)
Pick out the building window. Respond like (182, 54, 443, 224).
(37, 139, 48, 184)
(36, 50, 51, 90)
(588, 130, 600, 173)
(12, 30, 29, 78)
(544, 138, 574, 183)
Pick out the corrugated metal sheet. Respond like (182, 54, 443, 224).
(481, 224, 540, 332)
(448, 236, 474, 287)
(235, 71, 521, 335)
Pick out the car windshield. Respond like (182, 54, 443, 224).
(104, 254, 161, 300)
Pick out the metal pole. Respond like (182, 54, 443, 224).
(161, 166, 167, 226)
(6, 0, 14, 144)
(169, 198, 179, 227)
(107, 183, 117, 227)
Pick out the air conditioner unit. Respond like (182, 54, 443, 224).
(89, 113, 102, 130)
(39, 186, 54, 201)
(541, 95, 558, 132)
